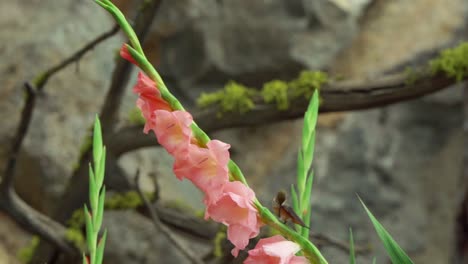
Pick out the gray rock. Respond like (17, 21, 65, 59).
(155, 0, 367, 95)
(103, 210, 211, 264)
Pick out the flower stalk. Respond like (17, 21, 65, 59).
(94, 1, 327, 262)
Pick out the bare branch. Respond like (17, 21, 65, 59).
(134, 170, 205, 264)
(311, 233, 370, 255)
(109, 70, 460, 155)
(0, 23, 122, 256)
(0, 190, 75, 255)
(0, 83, 75, 255)
(34, 25, 120, 90)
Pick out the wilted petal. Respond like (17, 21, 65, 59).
(120, 44, 138, 65)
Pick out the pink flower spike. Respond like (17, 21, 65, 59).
(205, 181, 261, 256)
(154, 110, 193, 155)
(173, 140, 230, 197)
(120, 44, 138, 65)
(244, 235, 309, 264)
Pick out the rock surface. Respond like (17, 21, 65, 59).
(0, 0, 467, 263)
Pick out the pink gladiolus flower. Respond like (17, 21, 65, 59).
(244, 235, 309, 264)
(120, 44, 138, 65)
(154, 110, 193, 155)
(173, 140, 230, 199)
(133, 72, 171, 133)
(205, 181, 262, 256)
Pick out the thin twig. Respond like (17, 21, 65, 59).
(311, 233, 370, 255)
(1, 83, 36, 190)
(0, 83, 75, 254)
(33, 24, 120, 90)
(134, 170, 205, 264)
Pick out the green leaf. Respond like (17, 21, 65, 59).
(302, 90, 319, 148)
(359, 198, 414, 264)
(82, 253, 89, 264)
(95, 186, 106, 232)
(89, 165, 98, 213)
(349, 228, 356, 264)
(296, 149, 306, 193)
(93, 115, 103, 166)
(300, 171, 314, 238)
(95, 230, 107, 264)
(290, 185, 299, 214)
(84, 206, 95, 257)
(96, 148, 106, 189)
(290, 185, 301, 233)
(372, 257, 376, 264)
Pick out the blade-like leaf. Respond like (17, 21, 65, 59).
(297, 149, 306, 193)
(82, 253, 89, 264)
(301, 172, 314, 238)
(290, 185, 299, 214)
(84, 206, 95, 254)
(290, 185, 301, 233)
(95, 186, 106, 231)
(349, 228, 356, 264)
(88, 165, 97, 213)
(96, 148, 106, 189)
(303, 131, 316, 171)
(359, 198, 414, 264)
(302, 91, 319, 148)
(93, 115, 103, 166)
(95, 230, 108, 264)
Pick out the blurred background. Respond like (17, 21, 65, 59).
(1, 0, 467, 263)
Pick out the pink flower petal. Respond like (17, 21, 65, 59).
(132, 72, 172, 133)
(154, 110, 193, 155)
(245, 235, 310, 264)
(227, 224, 258, 257)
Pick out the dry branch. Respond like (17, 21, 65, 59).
(0, 83, 75, 255)
(109, 70, 460, 155)
(134, 170, 205, 264)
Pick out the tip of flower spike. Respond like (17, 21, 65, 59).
(120, 44, 138, 66)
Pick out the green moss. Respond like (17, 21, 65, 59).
(32, 73, 46, 87)
(213, 226, 227, 258)
(128, 107, 146, 125)
(197, 90, 224, 108)
(404, 67, 421, 86)
(105, 191, 142, 210)
(65, 228, 85, 250)
(289, 71, 328, 99)
(104, 191, 154, 210)
(262, 80, 290, 110)
(430, 42, 468, 81)
(197, 81, 257, 115)
(17, 236, 40, 264)
(164, 199, 195, 214)
(196, 70, 327, 115)
(67, 209, 85, 229)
